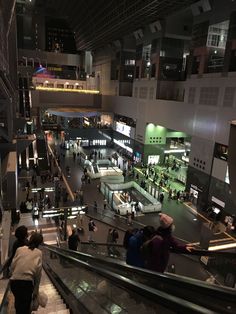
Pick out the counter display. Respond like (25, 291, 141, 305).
(101, 181, 162, 215)
(86, 159, 123, 179)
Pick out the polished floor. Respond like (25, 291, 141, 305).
(11, 138, 236, 284)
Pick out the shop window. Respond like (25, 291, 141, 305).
(206, 20, 229, 73)
(142, 44, 151, 60)
(207, 21, 229, 49)
(125, 59, 135, 66)
(214, 143, 228, 161)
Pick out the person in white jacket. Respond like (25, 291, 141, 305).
(10, 232, 43, 314)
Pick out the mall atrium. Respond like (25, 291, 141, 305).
(0, 0, 236, 313)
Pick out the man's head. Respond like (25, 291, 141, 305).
(15, 225, 28, 241)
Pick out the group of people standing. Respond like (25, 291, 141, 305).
(124, 213, 194, 273)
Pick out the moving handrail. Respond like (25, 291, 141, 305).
(42, 244, 218, 314)
(79, 241, 236, 258)
(44, 244, 236, 314)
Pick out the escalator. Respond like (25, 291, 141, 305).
(0, 269, 70, 314)
(41, 245, 213, 314)
(1, 243, 235, 314)
(41, 244, 235, 314)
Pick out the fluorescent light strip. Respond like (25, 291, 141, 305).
(209, 242, 236, 251)
(164, 149, 186, 153)
(36, 86, 99, 94)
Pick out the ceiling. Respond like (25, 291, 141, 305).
(36, 0, 197, 51)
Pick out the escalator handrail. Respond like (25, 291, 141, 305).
(79, 241, 236, 258)
(42, 245, 218, 314)
(44, 244, 236, 299)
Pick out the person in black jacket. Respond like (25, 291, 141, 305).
(68, 229, 80, 251)
(1, 225, 28, 278)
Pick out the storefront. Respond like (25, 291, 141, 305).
(190, 184, 203, 207)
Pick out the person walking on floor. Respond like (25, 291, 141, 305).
(93, 201, 98, 213)
(159, 192, 164, 204)
(10, 232, 43, 314)
(103, 198, 107, 211)
(88, 218, 96, 242)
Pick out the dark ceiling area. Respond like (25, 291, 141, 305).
(37, 0, 197, 51)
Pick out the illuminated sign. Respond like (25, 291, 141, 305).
(114, 121, 135, 139)
(113, 139, 133, 153)
(31, 187, 54, 193)
(148, 155, 160, 164)
(42, 206, 86, 218)
(47, 67, 62, 72)
(115, 121, 132, 137)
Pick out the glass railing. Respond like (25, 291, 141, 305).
(79, 241, 126, 260)
(43, 244, 236, 314)
(42, 244, 222, 314)
(59, 239, 236, 288)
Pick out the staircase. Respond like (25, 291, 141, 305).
(34, 270, 69, 314)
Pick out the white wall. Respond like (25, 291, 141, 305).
(102, 74, 236, 146)
(31, 90, 101, 108)
(93, 48, 117, 96)
(132, 79, 157, 100)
